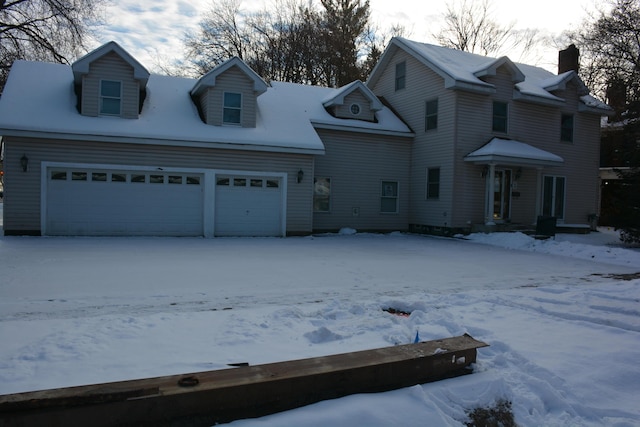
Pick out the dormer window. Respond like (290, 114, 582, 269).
(223, 92, 242, 125)
(350, 103, 361, 115)
(100, 80, 122, 115)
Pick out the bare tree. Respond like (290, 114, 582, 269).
(434, 0, 539, 58)
(0, 0, 103, 91)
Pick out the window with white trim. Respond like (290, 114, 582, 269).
(223, 92, 242, 124)
(561, 114, 574, 142)
(542, 175, 565, 219)
(425, 99, 438, 131)
(381, 181, 399, 213)
(492, 101, 508, 133)
(100, 80, 122, 115)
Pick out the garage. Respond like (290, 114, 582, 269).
(45, 167, 204, 236)
(214, 174, 284, 237)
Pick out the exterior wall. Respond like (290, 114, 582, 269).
(371, 55, 603, 231)
(368, 48, 458, 230)
(202, 67, 257, 128)
(81, 52, 140, 119)
(2, 137, 314, 235)
(333, 91, 376, 122)
(312, 129, 411, 232)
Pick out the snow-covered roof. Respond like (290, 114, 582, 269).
(0, 61, 412, 155)
(72, 41, 150, 86)
(368, 37, 612, 113)
(190, 56, 269, 97)
(464, 137, 564, 166)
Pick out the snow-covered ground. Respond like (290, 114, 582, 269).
(1, 203, 639, 426)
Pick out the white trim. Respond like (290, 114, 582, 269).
(2, 130, 325, 155)
(311, 121, 415, 138)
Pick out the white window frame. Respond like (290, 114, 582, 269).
(426, 167, 440, 199)
(99, 79, 122, 116)
(492, 101, 508, 133)
(380, 180, 399, 213)
(542, 175, 566, 220)
(223, 92, 242, 125)
(425, 98, 438, 131)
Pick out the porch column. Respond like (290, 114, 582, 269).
(485, 163, 496, 225)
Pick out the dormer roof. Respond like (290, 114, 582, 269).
(322, 80, 383, 111)
(473, 56, 525, 83)
(72, 41, 150, 86)
(190, 57, 269, 97)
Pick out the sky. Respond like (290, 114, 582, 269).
(95, 0, 603, 76)
(1, 212, 639, 426)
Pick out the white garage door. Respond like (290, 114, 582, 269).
(46, 168, 204, 236)
(215, 175, 283, 237)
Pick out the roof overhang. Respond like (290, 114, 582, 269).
(311, 120, 415, 138)
(464, 137, 564, 167)
(0, 128, 325, 156)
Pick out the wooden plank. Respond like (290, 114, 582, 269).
(0, 334, 488, 427)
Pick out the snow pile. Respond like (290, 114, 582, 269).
(463, 229, 640, 267)
(0, 227, 639, 426)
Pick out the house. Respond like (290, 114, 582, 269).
(0, 41, 412, 237)
(0, 39, 610, 237)
(366, 39, 612, 234)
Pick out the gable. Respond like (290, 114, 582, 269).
(77, 51, 142, 119)
(323, 81, 381, 122)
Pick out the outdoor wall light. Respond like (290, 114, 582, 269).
(20, 154, 28, 172)
(297, 169, 304, 183)
(515, 168, 522, 181)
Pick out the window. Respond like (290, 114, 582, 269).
(71, 171, 87, 181)
(426, 168, 440, 199)
(100, 80, 122, 115)
(492, 101, 508, 133)
(150, 175, 164, 184)
(395, 62, 406, 91)
(131, 174, 146, 183)
(380, 181, 398, 213)
(250, 179, 263, 188)
(425, 99, 438, 131)
(350, 103, 361, 115)
(168, 175, 182, 184)
(51, 171, 67, 180)
(111, 173, 126, 182)
(223, 92, 242, 124)
(314, 177, 331, 212)
(561, 114, 574, 142)
(92, 172, 107, 182)
(542, 176, 565, 219)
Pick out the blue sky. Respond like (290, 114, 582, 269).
(95, 0, 600, 75)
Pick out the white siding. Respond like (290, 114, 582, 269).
(81, 52, 140, 119)
(2, 137, 313, 235)
(313, 129, 411, 232)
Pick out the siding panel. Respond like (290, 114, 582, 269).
(82, 52, 140, 119)
(313, 129, 411, 232)
(2, 137, 314, 234)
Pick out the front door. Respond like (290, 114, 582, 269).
(492, 169, 512, 221)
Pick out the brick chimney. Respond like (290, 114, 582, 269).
(558, 44, 579, 74)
